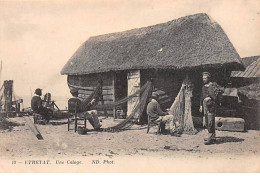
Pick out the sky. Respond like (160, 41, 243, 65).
(0, 0, 259, 98)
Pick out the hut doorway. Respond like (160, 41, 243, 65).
(114, 71, 128, 117)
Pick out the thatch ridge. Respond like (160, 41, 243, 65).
(61, 13, 243, 75)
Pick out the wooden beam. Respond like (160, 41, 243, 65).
(24, 116, 44, 140)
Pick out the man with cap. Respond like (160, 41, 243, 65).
(69, 87, 102, 131)
(31, 88, 50, 124)
(147, 92, 181, 137)
(199, 72, 223, 145)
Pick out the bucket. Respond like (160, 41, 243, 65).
(77, 127, 87, 135)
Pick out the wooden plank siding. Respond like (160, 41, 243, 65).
(67, 72, 115, 116)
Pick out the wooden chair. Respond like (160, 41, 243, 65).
(67, 102, 87, 132)
(147, 115, 162, 134)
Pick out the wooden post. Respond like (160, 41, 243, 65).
(84, 118, 87, 128)
(16, 103, 20, 113)
(75, 116, 77, 132)
(68, 114, 70, 131)
(4, 80, 13, 113)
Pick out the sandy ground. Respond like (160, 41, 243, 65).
(0, 116, 260, 172)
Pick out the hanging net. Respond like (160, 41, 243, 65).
(98, 81, 152, 132)
(169, 76, 198, 135)
(68, 82, 102, 113)
(68, 81, 152, 132)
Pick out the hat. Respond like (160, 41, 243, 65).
(70, 87, 79, 94)
(35, 88, 42, 95)
(202, 72, 211, 77)
(152, 92, 159, 98)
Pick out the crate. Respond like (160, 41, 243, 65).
(215, 117, 245, 132)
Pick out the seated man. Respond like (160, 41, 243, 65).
(69, 88, 102, 131)
(147, 92, 180, 137)
(31, 88, 50, 124)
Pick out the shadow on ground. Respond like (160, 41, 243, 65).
(49, 121, 68, 126)
(215, 136, 244, 144)
(0, 119, 24, 131)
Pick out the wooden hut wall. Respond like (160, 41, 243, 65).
(67, 67, 230, 118)
(67, 73, 114, 116)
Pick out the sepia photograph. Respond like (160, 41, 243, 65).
(0, 0, 259, 173)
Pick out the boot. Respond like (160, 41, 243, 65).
(204, 133, 216, 145)
(210, 133, 216, 142)
(160, 122, 167, 135)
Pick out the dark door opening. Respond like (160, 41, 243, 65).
(114, 71, 127, 118)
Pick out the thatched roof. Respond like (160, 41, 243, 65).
(231, 56, 260, 78)
(61, 13, 244, 75)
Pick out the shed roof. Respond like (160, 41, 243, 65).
(61, 13, 243, 75)
(231, 56, 260, 78)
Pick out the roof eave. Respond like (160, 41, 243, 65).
(61, 61, 245, 76)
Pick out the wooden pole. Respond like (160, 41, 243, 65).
(24, 116, 44, 140)
(53, 102, 60, 111)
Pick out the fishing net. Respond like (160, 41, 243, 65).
(68, 82, 102, 112)
(169, 76, 197, 135)
(68, 81, 152, 132)
(95, 81, 151, 110)
(102, 81, 152, 132)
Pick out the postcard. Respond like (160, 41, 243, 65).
(0, 0, 259, 173)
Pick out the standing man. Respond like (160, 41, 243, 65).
(199, 72, 223, 145)
(31, 88, 50, 124)
(147, 92, 181, 137)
